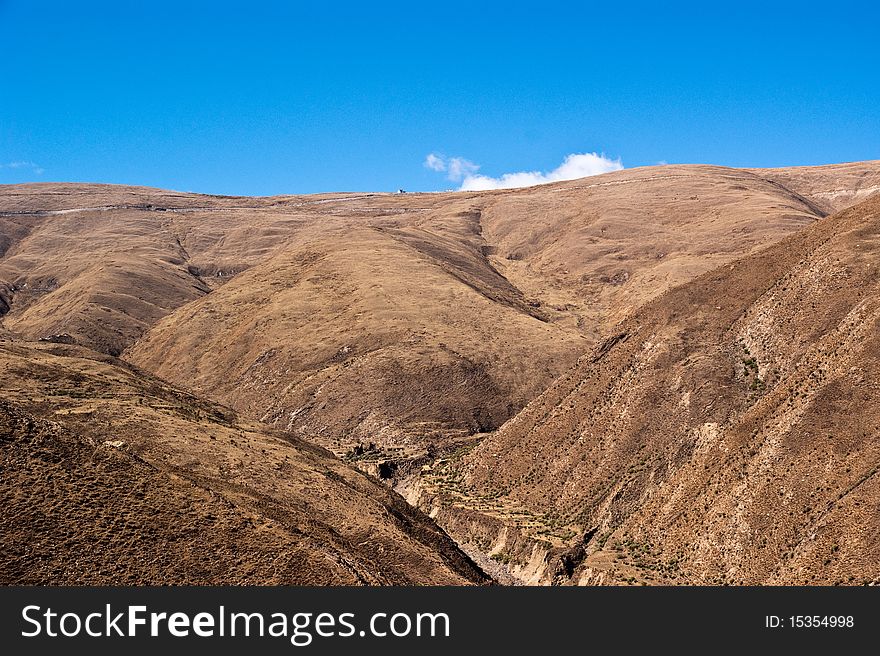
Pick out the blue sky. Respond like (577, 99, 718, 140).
(1, 0, 878, 195)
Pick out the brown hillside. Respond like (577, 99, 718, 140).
(453, 194, 880, 585)
(2, 162, 880, 587)
(118, 163, 880, 453)
(0, 341, 487, 585)
(754, 160, 880, 215)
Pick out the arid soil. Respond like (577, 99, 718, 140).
(445, 194, 880, 585)
(0, 341, 486, 584)
(2, 161, 879, 585)
(7, 164, 876, 455)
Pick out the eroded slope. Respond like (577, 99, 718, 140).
(0, 341, 487, 585)
(3, 162, 879, 462)
(453, 195, 880, 585)
(122, 164, 877, 453)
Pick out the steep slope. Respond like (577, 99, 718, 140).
(450, 194, 880, 585)
(126, 212, 587, 454)
(124, 164, 880, 455)
(4, 162, 879, 457)
(0, 340, 487, 585)
(3, 163, 880, 586)
(476, 164, 835, 335)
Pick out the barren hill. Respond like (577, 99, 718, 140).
(446, 193, 880, 585)
(115, 162, 880, 453)
(4, 165, 877, 459)
(748, 160, 880, 215)
(3, 162, 880, 586)
(0, 340, 487, 585)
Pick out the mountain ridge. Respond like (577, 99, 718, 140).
(3, 160, 880, 585)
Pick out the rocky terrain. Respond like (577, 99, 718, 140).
(439, 193, 880, 585)
(2, 161, 880, 585)
(0, 341, 486, 585)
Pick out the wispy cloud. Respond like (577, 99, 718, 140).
(425, 152, 622, 191)
(1, 161, 45, 175)
(424, 152, 480, 182)
(424, 153, 446, 172)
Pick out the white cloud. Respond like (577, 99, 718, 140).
(457, 152, 623, 191)
(424, 153, 446, 172)
(1, 161, 45, 175)
(423, 153, 480, 182)
(446, 156, 479, 181)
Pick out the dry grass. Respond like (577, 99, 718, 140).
(461, 194, 880, 585)
(0, 342, 487, 585)
(2, 161, 880, 586)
